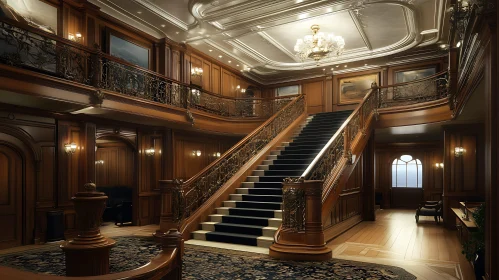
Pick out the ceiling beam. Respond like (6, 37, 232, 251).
(349, 10, 372, 51)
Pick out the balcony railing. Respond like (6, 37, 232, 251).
(377, 71, 449, 109)
(0, 18, 294, 119)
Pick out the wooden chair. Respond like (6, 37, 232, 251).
(415, 201, 443, 224)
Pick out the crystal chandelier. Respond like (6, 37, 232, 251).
(294, 24, 345, 64)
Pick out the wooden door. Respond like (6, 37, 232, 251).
(0, 144, 23, 249)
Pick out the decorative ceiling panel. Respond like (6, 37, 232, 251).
(361, 4, 409, 49)
(89, 0, 451, 84)
(263, 11, 368, 54)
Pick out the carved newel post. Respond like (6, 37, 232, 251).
(60, 182, 116, 277)
(155, 179, 183, 238)
(270, 179, 332, 261)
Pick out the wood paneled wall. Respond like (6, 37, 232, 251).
(264, 59, 446, 114)
(190, 53, 259, 98)
(323, 154, 364, 229)
(375, 143, 443, 209)
(442, 124, 485, 228)
(172, 131, 239, 180)
(95, 142, 134, 187)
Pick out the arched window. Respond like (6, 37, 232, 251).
(392, 155, 422, 188)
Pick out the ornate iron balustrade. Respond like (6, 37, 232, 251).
(0, 18, 294, 118)
(377, 71, 449, 108)
(281, 178, 306, 232)
(169, 95, 305, 225)
(301, 88, 377, 188)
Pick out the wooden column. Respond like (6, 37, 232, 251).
(60, 182, 115, 277)
(155, 180, 181, 236)
(269, 180, 332, 261)
(362, 130, 376, 221)
(79, 123, 96, 189)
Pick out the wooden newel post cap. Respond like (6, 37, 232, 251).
(154, 229, 182, 249)
(60, 182, 115, 277)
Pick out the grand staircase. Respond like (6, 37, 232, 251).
(191, 110, 352, 247)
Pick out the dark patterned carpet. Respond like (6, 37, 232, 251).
(0, 236, 416, 279)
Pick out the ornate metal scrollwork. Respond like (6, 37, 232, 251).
(282, 186, 305, 232)
(171, 96, 306, 226)
(0, 20, 296, 119)
(283, 177, 304, 184)
(378, 72, 449, 108)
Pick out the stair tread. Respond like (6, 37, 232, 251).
(210, 214, 282, 221)
(193, 230, 274, 240)
(201, 222, 278, 230)
(217, 207, 282, 213)
(224, 200, 282, 205)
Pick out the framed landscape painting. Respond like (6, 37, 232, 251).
(109, 34, 149, 69)
(277, 85, 300, 97)
(394, 67, 436, 84)
(338, 73, 379, 104)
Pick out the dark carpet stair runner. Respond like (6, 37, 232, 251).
(192, 110, 352, 247)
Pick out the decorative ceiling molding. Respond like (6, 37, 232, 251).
(348, 10, 372, 50)
(88, 0, 165, 38)
(132, 0, 197, 31)
(256, 32, 302, 63)
(203, 39, 257, 68)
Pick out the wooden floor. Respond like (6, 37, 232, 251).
(327, 209, 475, 280)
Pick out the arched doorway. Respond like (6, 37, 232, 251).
(390, 154, 424, 208)
(95, 136, 136, 225)
(0, 144, 23, 249)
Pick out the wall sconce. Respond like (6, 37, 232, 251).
(191, 67, 203, 77)
(212, 152, 221, 158)
(236, 85, 241, 90)
(454, 147, 465, 157)
(435, 163, 444, 169)
(145, 148, 155, 156)
(95, 160, 104, 165)
(192, 150, 201, 157)
(241, 88, 246, 93)
(64, 143, 77, 154)
(68, 32, 82, 43)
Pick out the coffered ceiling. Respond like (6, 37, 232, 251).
(89, 0, 451, 84)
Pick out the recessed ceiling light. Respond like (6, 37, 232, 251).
(322, 68, 325, 71)
(209, 49, 213, 52)
(228, 60, 231, 63)
(364, 63, 368, 66)
(218, 55, 222, 58)
(344, 65, 347, 67)
(331, 68, 334, 70)
(236, 64, 239, 66)
(176, 31, 179, 34)
(137, 11, 142, 14)
(336, 65, 339, 68)
(298, 13, 308, 19)
(161, 24, 165, 28)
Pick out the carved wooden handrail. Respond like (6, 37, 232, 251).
(0, 17, 294, 119)
(157, 95, 306, 233)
